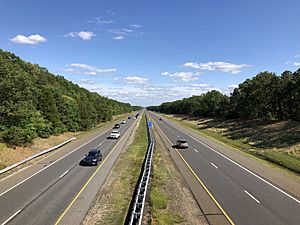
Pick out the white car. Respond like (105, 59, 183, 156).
(109, 130, 120, 139)
(120, 120, 126, 124)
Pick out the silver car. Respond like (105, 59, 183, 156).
(176, 139, 188, 148)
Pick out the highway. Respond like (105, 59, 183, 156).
(148, 111, 300, 225)
(0, 116, 138, 225)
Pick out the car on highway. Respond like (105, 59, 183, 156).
(113, 123, 120, 129)
(120, 120, 126, 124)
(159, 118, 163, 121)
(109, 130, 120, 139)
(80, 149, 102, 166)
(128, 116, 131, 119)
(176, 139, 188, 149)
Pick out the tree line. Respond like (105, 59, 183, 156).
(147, 69, 300, 121)
(0, 49, 140, 146)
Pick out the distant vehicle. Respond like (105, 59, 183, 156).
(128, 116, 131, 119)
(159, 118, 163, 121)
(80, 149, 102, 166)
(120, 120, 126, 124)
(109, 130, 120, 139)
(176, 139, 188, 149)
(113, 123, 120, 129)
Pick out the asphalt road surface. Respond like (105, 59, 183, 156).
(148, 111, 300, 225)
(0, 116, 137, 225)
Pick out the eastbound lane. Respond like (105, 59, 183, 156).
(148, 112, 300, 225)
(0, 117, 136, 225)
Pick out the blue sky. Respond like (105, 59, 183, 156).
(1, 0, 300, 106)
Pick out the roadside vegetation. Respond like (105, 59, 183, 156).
(83, 115, 148, 225)
(0, 49, 140, 146)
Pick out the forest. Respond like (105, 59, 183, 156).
(147, 69, 300, 121)
(0, 49, 139, 146)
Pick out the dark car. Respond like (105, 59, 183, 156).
(159, 118, 163, 121)
(80, 149, 102, 166)
(128, 116, 131, 119)
(113, 123, 120, 129)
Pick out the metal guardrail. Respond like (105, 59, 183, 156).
(126, 114, 155, 225)
(0, 137, 76, 175)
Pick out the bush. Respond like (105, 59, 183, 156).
(3, 126, 36, 146)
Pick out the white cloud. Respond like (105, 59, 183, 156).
(227, 84, 238, 89)
(75, 78, 225, 106)
(161, 71, 199, 82)
(65, 31, 95, 40)
(114, 36, 125, 40)
(123, 76, 149, 84)
(294, 54, 300, 58)
(108, 27, 142, 39)
(108, 29, 129, 36)
(130, 24, 142, 28)
(183, 61, 251, 74)
(294, 62, 300, 67)
(192, 83, 210, 87)
(107, 10, 116, 16)
(88, 17, 114, 24)
(10, 34, 46, 45)
(61, 63, 117, 75)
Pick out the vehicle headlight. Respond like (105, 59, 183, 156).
(93, 159, 97, 161)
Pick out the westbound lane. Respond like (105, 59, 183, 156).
(0, 116, 137, 225)
(148, 112, 300, 225)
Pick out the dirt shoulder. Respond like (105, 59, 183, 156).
(145, 124, 208, 225)
(83, 114, 148, 225)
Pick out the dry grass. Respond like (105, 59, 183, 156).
(0, 132, 76, 170)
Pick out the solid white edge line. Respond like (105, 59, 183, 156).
(0, 126, 112, 197)
(211, 163, 218, 169)
(244, 190, 260, 203)
(97, 141, 105, 147)
(59, 170, 70, 179)
(194, 149, 199, 153)
(153, 113, 300, 204)
(1, 209, 21, 225)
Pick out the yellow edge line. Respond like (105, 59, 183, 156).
(54, 118, 138, 225)
(152, 114, 235, 225)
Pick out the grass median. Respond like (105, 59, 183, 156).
(83, 114, 148, 225)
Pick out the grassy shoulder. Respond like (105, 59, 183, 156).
(0, 113, 132, 170)
(148, 127, 207, 225)
(83, 114, 148, 225)
(161, 114, 300, 175)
